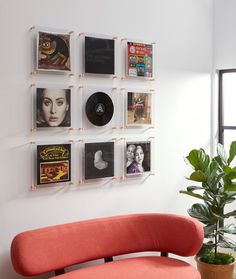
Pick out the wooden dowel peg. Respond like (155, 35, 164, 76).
(121, 38, 127, 42)
(30, 141, 36, 145)
(29, 26, 35, 31)
(112, 36, 118, 40)
(79, 32, 85, 36)
(69, 31, 74, 35)
(31, 184, 37, 190)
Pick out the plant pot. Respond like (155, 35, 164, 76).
(195, 256, 235, 279)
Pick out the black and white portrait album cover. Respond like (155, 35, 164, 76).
(85, 142, 114, 180)
(36, 88, 71, 128)
(126, 141, 151, 175)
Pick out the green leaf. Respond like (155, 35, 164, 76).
(204, 224, 215, 238)
(225, 184, 236, 191)
(186, 149, 210, 172)
(227, 141, 236, 164)
(179, 190, 207, 201)
(218, 224, 236, 235)
(224, 166, 236, 180)
(224, 210, 236, 218)
(217, 144, 228, 166)
(188, 203, 215, 224)
(187, 171, 207, 182)
(186, 186, 203, 191)
(219, 236, 236, 250)
(197, 241, 214, 256)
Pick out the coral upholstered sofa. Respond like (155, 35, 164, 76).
(11, 213, 203, 279)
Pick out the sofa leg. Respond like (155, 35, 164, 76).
(104, 257, 113, 263)
(161, 252, 168, 257)
(55, 268, 65, 276)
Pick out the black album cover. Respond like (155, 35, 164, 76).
(126, 141, 151, 175)
(37, 144, 71, 185)
(37, 31, 71, 71)
(36, 88, 71, 127)
(85, 142, 114, 180)
(85, 36, 115, 75)
(85, 92, 114, 126)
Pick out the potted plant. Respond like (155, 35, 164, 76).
(180, 141, 236, 279)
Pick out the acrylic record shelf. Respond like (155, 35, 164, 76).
(28, 26, 157, 187)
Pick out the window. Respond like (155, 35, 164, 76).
(218, 69, 236, 151)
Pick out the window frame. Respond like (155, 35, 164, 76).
(218, 69, 236, 144)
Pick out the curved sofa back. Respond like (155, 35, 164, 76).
(11, 213, 203, 276)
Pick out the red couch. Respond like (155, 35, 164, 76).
(11, 213, 203, 279)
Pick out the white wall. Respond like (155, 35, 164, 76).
(214, 0, 236, 69)
(0, 0, 213, 278)
(214, 0, 236, 260)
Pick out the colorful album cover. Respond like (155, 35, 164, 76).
(85, 36, 115, 75)
(36, 88, 71, 128)
(37, 31, 71, 71)
(126, 141, 151, 175)
(127, 92, 152, 125)
(37, 144, 71, 185)
(127, 42, 153, 78)
(85, 142, 114, 180)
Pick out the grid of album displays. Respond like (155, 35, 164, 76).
(30, 26, 156, 188)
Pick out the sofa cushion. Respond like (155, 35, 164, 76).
(50, 256, 200, 279)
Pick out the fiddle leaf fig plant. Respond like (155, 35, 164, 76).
(180, 141, 236, 264)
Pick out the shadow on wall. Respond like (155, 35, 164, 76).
(0, 251, 51, 279)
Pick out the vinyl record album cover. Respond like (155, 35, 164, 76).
(37, 31, 71, 71)
(127, 92, 152, 125)
(36, 88, 71, 127)
(85, 36, 115, 75)
(127, 42, 153, 78)
(85, 142, 114, 180)
(37, 144, 71, 185)
(126, 141, 151, 175)
(85, 92, 114, 126)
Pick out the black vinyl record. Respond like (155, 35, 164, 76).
(86, 92, 114, 126)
